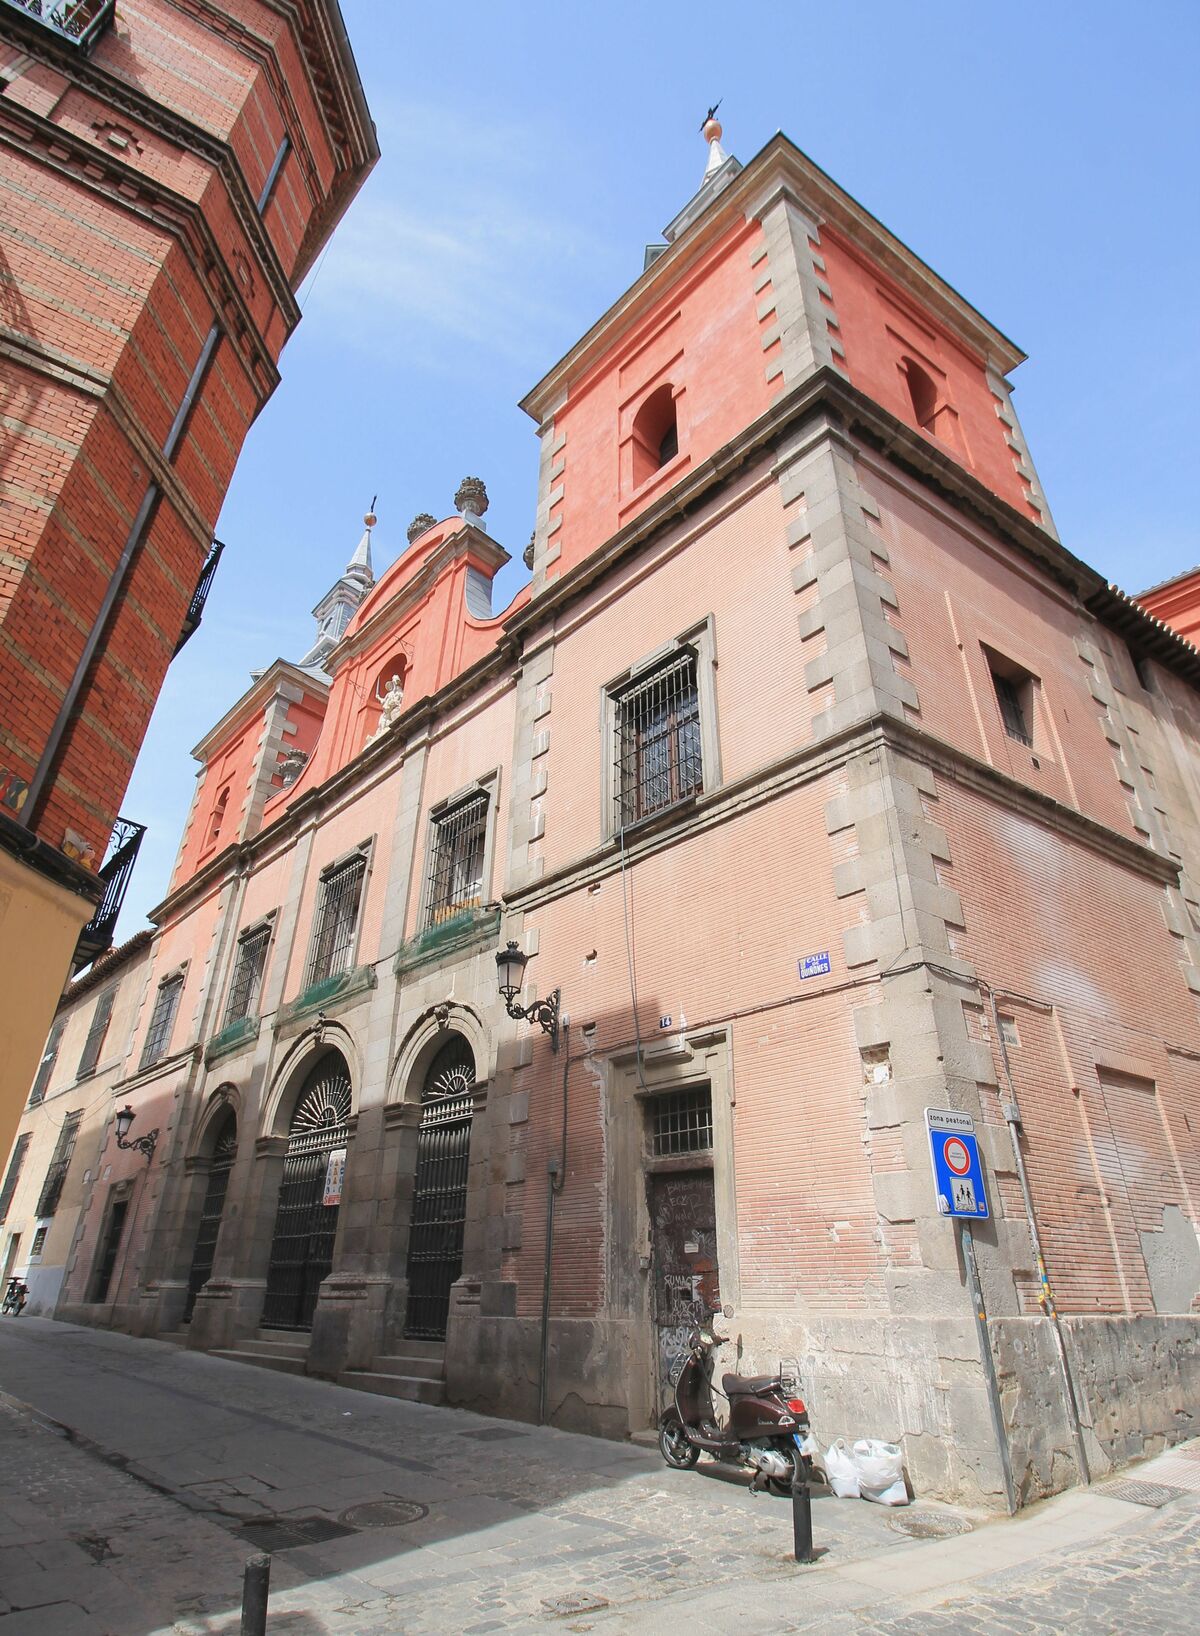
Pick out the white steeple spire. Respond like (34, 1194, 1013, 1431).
(660, 104, 742, 246)
(297, 504, 379, 673)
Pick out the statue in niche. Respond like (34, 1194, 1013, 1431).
(366, 673, 404, 746)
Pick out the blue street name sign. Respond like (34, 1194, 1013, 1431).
(925, 1106, 989, 1219)
(799, 951, 831, 980)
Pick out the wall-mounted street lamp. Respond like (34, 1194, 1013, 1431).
(496, 940, 560, 1052)
(114, 1104, 158, 1164)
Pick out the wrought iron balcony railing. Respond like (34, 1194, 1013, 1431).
(174, 536, 226, 657)
(74, 815, 145, 970)
(0, 0, 115, 53)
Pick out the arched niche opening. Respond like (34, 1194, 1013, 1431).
(902, 357, 939, 433)
(631, 384, 679, 487)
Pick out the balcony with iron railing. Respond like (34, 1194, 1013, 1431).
(174, 537, 226, 657)
(0, 0, 115, 52)
(74, 816, 145, 972)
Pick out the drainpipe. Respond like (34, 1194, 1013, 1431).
(984, 984, 1091, 1485)
(537, 1019, 570, 1425)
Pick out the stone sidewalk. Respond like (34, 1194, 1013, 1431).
(0, 1318, 1197, 1634)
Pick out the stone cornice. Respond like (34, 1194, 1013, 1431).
(190, 660, 327, 764)
(0, 105, 288, 391)
(520, 132, 1024, 422)
(504, 713, 1180, 917)
(506, 366, 1200, 696)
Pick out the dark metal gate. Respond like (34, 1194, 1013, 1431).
(262, 1053, 351, 1331)
(403, 1038, 475, 1340)
(184, 1114, 236, 1321)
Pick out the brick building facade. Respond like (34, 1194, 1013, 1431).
(11, 121, 1200, 1508)
(0, 0, 377, 1158)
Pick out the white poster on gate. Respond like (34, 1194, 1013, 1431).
(322, 1148, 346, 1207)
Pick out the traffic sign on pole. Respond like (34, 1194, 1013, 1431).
(925, 1107, 989, 1219)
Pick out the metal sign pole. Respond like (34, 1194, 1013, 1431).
(959, 1219, 1016, 1515)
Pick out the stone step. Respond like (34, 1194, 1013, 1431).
(248, 1333, 310, 1360)
(338, 1370, 445, 1406)
(391, 1338, 445, 1361)
(210, 1347, 307, 1377)
(370, 1353, 445, 1381)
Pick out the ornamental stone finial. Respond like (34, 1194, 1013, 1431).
(454, 476, 488, 520)
(407, 513, 436, 544)
(523, 531, 535, 570)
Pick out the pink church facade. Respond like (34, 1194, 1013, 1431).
(28, 127, 1200, 1507)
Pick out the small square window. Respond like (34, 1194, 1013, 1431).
(305, 853, 368, 988)
(426, 793, 489, 926)
(141, 975, 183, 1069)
(224, 923, 271, 1026)
(31, 1226, 47, 1258)
(615, 652, 702, 829)
(984, 649, 1036, 748)
(651, 1087, 713, 1156)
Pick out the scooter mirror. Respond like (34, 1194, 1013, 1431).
(722, 1303, 735, 1318)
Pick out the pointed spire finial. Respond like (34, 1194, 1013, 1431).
(364, 494, 378, 530)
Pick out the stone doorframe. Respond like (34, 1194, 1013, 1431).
(606, 1027, 738, 1433)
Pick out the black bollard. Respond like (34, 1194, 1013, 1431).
(240, 1552, 271, 1636)
(791, 1476, 814, 1564)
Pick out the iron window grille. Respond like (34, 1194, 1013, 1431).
(141, 975, 183, 1069)
(991, 670, 1032, 747)
(31, 1226, 47, 1257)
(615, 650, 702, 829)
(224, 924, 271, 1027)
(76, 988, 115, 1079)
(0, 1134, 31, 1223)
(651, 1087, 713, 1157)
(29, 1020, 64, 1106)
(35, 1112, 81, 1218)
(305, 854, 367, 988)
(426, 793, 488, 926)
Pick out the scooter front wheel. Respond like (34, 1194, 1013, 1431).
(658, 1414, 700, 1470)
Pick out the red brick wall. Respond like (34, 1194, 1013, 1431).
(0, 0, 373, 861)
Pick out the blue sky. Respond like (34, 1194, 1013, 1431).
(114, 0, 1200, 935)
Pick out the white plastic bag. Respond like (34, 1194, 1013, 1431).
(823, 1438, 860, 1498)
(852, 1438, 908, 1505)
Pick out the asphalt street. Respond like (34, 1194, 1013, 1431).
(0, 1318, 1196, 1634)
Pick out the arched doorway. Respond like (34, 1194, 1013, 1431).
(183, 1109, 237, 1322)
(263, 1050, 351, 1331)
(403, 1036, 475, 1340)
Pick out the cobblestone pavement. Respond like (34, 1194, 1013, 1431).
(0, 1318, 1196, 1634)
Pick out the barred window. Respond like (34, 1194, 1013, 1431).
(224, 924, 271, 1026)
(77, 988, 115, 1079)
(141, 975, 183, 1069)
(306, 853, 367, 988)
(35, 1112, 81, 1219)
(0, 1134, 31, 1223)
(651, 1087, 713, 1157)
(616, 651, 702, 830)
(426, 794, 488, 926)
(31, 1227, 47, 1257)
(29, 1020, 64, 1106)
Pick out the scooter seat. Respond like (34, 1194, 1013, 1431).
(722, 1372, 782, 1396)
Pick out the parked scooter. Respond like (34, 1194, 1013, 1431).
(657, 1305, 813, 1494)
(1, 1279, 28, 1316)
